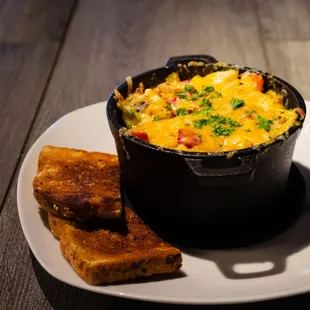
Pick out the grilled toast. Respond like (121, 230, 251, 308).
(58, 207, 182, 285)
(33, 146, 122, 221)
(48, 213, 76, 239)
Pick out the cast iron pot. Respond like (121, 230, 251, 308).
(106, 55, 306, 246)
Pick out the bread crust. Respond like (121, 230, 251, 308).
(59, 207, 182, 284)
(48, 213, 76, 239)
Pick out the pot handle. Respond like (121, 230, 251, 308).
(166, 54, 218, 67)
(185, 155, 256, 186)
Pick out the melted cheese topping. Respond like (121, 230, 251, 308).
(116, 70, 301, 152)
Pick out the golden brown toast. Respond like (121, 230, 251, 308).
(59, 207, 183, 285)
(33, 146, 122, 221)
(48, 213, 76, 239)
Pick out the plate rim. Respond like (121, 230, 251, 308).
(17, 100, 310, 305)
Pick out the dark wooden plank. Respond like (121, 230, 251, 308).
(0, 0, 77, 210)
(264, 41, 310, 99)
(257, 0, 310, 40)
(257, 0, 310, 98)
(23, 0, 268, 150)
(3, 0, 310, 308)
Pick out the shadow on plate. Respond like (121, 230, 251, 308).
(31, 250, 310, 310)
(179, 162, 310, 280)
(39, 208, 49, 230)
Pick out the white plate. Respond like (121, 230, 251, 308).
(17, 101, 310, 305)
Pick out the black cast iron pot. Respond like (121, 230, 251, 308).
(106, 55, 306, 247)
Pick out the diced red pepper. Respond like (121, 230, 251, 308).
(242, 73, 264, 91)
(177, 128, 202, 149)
(182, 80, 191, 84)
(129, 130, 149, 143)
(249, 73, 264, 91)
(167, 96, 180, 105)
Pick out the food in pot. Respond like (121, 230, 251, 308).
(115, 70, 304, 152)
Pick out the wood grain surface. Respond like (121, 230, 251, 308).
(1, 0, 310, 309)
(257, 0, 310, 98)
(0, 0, 77, 210)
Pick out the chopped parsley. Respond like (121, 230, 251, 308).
(209, 91, 222, 99)
(184, 84, 192, 92)
(230, 98, 245, 110)
(176, 108, 189, 116)
(204, 86, 214, 93)
(192, 86, 215, 100)
(192, 90, 204, 101)
(126, 124, 132, 129)
(214, 126, 235, 136)
(176, 92, 188, 100)
(153, 116, 160, 121)
(192, 114, 240, 137)
(166, 102, 172, 110)
(200, 98, 212, 107)
(193, 119, 210, 129)
(208, 114, 240, 127)
(256, 115, 273, 132)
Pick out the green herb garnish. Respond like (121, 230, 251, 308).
(256, 115, 273, 132)
(192, 114, 240, 136)
(204, 86, 214, 93)
(126, 124, 132, 129)
(209, 114, 241, 127)
(166, 103, 172, 110)
(209, 91, 222, 100)
(193, 119, 210, 129)
(244, 128, 251, 132)
(176, 108, 189, 116)
(230, 98, 245, 110)
(192, 90, 204, 101)
(176, 92, 188, 100)
(153, 116, 160, 121)
(184, 84, 192, 92)
(214, 126, 235, 136)
(192, 86, 214, 100)
(200, 98, 212, 107)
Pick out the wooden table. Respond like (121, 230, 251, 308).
(1, 0, 310, 309)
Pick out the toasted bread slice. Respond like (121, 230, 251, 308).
(33, 146, 122, 221)
(59, 207, 182, 285)
(48, 213, 76, 239)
